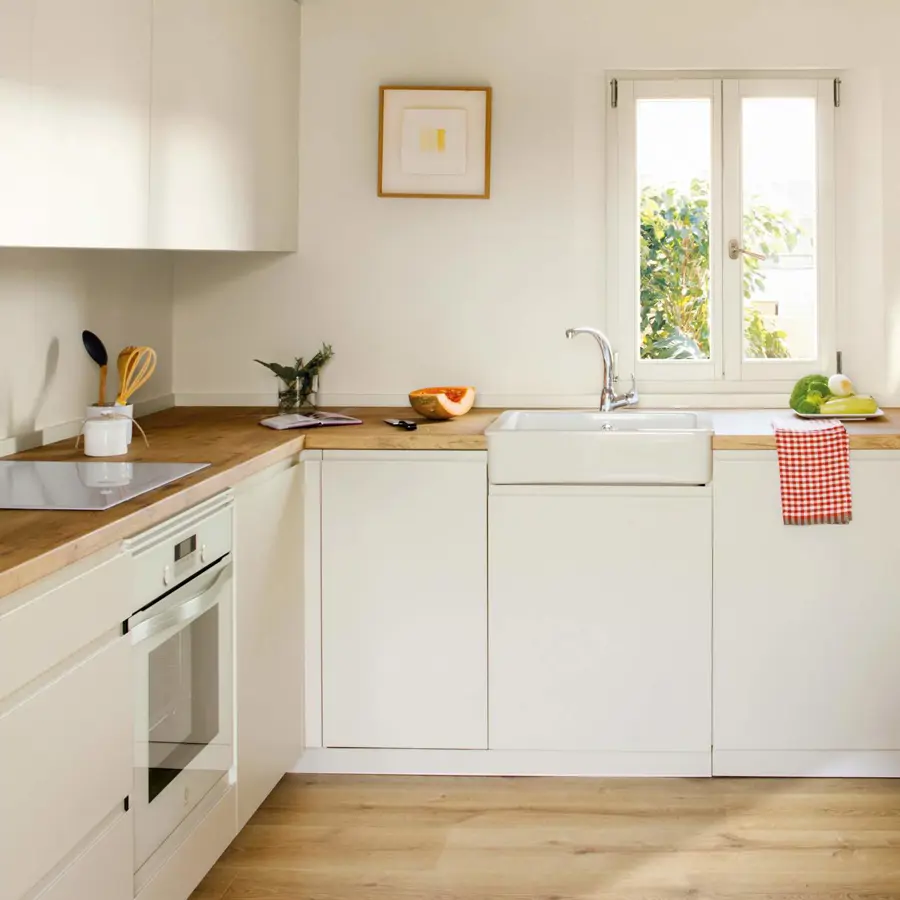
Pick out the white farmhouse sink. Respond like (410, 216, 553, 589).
(486, 410, 713, 485)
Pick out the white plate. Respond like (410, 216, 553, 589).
(795, 408, 885, 421)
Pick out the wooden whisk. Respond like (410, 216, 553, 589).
(116, 346, 157, 405)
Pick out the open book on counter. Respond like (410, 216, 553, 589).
(260, 412, 363, 430)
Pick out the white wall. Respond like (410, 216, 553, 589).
(0, 250, 173, 454)
(173, 0, 900, 408)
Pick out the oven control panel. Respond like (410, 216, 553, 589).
(174, 534, 197, 563)
(124, 491, 233, 605)
(164, 534, 200, 586)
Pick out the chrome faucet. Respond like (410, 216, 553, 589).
(565, 327, 639, 412)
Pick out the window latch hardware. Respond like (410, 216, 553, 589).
(728, 239, 766, 262)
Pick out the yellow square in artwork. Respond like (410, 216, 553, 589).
(400, 108, 468, 176)
(419, 127, 448, 154)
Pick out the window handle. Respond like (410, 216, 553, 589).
(729, 239, 766, 262)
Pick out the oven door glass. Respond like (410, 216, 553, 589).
(130, 558, 234, 873)
(147, 603, 219, 800)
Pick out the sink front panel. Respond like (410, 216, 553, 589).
(486, 410, 713, 485)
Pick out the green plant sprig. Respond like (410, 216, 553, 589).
(255, 343, 334, 387)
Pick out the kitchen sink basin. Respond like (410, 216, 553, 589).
(485, 410, 713, 485)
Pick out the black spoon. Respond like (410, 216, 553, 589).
(82, 330, 108, 406)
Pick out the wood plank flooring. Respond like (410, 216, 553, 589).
(190, 774, 900, 899)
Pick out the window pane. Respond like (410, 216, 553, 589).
(637, 99, 711, 361)
(741, 97, 817, 361)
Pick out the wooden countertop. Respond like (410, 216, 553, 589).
(305, 406, 900, 452)
(305, 407, 900, 450)
(708, 408, 900, 450)
(304, 408, 501, 451)
(2, 404, 900, 600)
(0, 408, 305, 600)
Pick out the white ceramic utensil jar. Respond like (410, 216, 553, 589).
(87, 402, 133, 444)
(83, 416, 129, 457)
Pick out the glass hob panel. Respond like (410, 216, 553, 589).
(0, 461, 210, 511)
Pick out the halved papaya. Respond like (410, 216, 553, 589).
(409, 386, 476, 420)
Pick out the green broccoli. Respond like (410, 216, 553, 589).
(790, 374, 832, 414)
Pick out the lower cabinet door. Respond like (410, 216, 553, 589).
(714, 453, 900, 767)
(36, 812, 132, 900)
(489, 487, 712, 754)
(235, 461, 305, 830)
(0, 636, 132, 900)
(322, 452, 488, 750)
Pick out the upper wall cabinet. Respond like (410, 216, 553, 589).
(0, 0, 299, 251)
(149, 0, 300, 251)
(0, 0, 34, 246)
(0, 0, 152, 248)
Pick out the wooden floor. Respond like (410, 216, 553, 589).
(191, 774, 900, 899)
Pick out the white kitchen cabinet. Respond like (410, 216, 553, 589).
(0, 0, 152, 249)
(0, 0, 152, 248)
(0, 547, 133, 900)
(714, 451, 900, 776)
(489, 486, 712, 761)
(1, 0, 298, 250)
(0, 550, 131, 700)
(0, 636, 132, 900)
(234, 458, 305, 830)
(30, 0, 152, 248)
(0, 0, 34, 245)
(150, 0, 300, 251)
(35, 812, 132, 900)
(322, 451, 488, 750)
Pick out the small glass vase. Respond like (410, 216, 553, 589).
(297, 374, 319, 413)
(277, 375, 319, 414)
(297, 393, 317, 413)
(277, 379, 299, 414)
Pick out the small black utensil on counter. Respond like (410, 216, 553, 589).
(384, 419, 418, 431)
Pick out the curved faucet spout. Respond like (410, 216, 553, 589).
(564, 326, 638, 413)
(566, 326, 611, 344)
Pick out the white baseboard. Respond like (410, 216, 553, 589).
(291, 748, 712, 778)
(174, 392, 789, 410)
(0, 394, 175, 458)
(713, 750, 900, 777)
(293, 748, 900, 779)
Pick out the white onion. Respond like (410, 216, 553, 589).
(828, 374, 854, 397)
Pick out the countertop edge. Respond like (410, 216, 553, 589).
(713, 435, 900, 451)
(304, 434, 490, 451)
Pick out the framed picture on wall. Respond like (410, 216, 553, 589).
(378, 86, 492, 199)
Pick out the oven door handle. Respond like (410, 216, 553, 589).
(130, 569, 227, 645)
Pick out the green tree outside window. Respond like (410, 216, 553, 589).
(640, 179, 802, 361)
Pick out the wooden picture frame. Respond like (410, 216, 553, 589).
(378, 86, 492, 199)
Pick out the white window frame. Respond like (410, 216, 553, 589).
(609, 75, 835, 391)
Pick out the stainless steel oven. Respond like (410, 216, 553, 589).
(125, 494, 234, 882)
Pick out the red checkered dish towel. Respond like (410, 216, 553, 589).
(774, 420, 852, 525)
